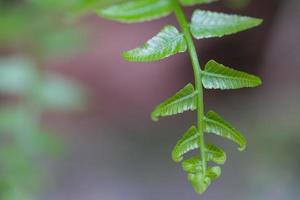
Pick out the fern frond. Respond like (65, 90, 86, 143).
(202, 60, 262, 90)
(204, 111, 246, 151)
(151, 83, 197, 121)
(123, 25, 187, 62)
(172, 126, 200, 162)
(191, 10, 263, 39)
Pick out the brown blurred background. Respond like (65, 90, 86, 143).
(0, 0, 300, 200)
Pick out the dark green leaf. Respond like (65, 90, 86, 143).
(123, 25, 187, 62)
(191, 10, 263, 39)
(151, 83, 197, 121)
(172, 126, 200, 162)
(202, 60, 262, 90)
(97, 0, 174, 23)
(204, 111, 246, 151)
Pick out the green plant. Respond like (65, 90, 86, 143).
(97, 0, 262, 194)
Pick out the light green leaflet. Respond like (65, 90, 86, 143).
(206, 144, 226, 165)
(172, 126, 200, 162)
(97, 0, 174, 23)
(202, 60, 262, 90)
(182, 156, 203, 173)
(191, 10, 263, 39)
(181, 145, 225, 173)
(182, 150, 225, 174)
(180, 0, 218, 6)
(188, 173, 210, 194)
(187, 166, 221, 194)
(123, 26, 187, 62)
(151, 83, 197, 121)
(204, 111, 246, 151)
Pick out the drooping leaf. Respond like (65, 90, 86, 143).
(172, 126, 200, 162)
(180, 0, 218, 6)
(204, 111, 246, 151)
(206, 144, 226, 165)
(190, 10, 263, 39)
(202, 60, 262, 90)
(96, 0, 174, 23)
(151, 83, 197, 121)
(123, 25, 187, 62)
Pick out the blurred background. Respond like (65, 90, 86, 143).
(0, 0, 299, 200)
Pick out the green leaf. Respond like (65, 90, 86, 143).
(123, 25, 187, 62)
(206, 166, 221, 181)
(204, 111, 246, 151)
(202, 60, 262, 90)
(206, 144, 227, 165)
(172, 126, 200, 162)
(190, 10, 263, 39)
(182, 156, 203, 173)
(151, 83, 197, 121)
(188, 172, 210, 194)
(180, 0, 218, 6)
(181, 146, 225, 173)
(187, 166, 221, 194)
(96, 0, 174, 23)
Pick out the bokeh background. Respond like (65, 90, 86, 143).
(0, 0, 299, 200)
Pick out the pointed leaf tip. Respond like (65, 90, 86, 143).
(123, 25, 187, 62)
(191, 10, 263, 39)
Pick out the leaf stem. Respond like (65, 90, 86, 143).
(173, 2, 207, 174)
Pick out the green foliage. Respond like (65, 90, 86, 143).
(191, 10, 263, 39)
(172, 126, 199, 162)
(151, 83, 197, 121)
(98, 0, 263, 194)
(97, 0, 174, 23)
(123, 25, 187, 62)
(204, 111, 246, 151)
(206, 144, 227, 165)
(202, 60, 262, 90)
